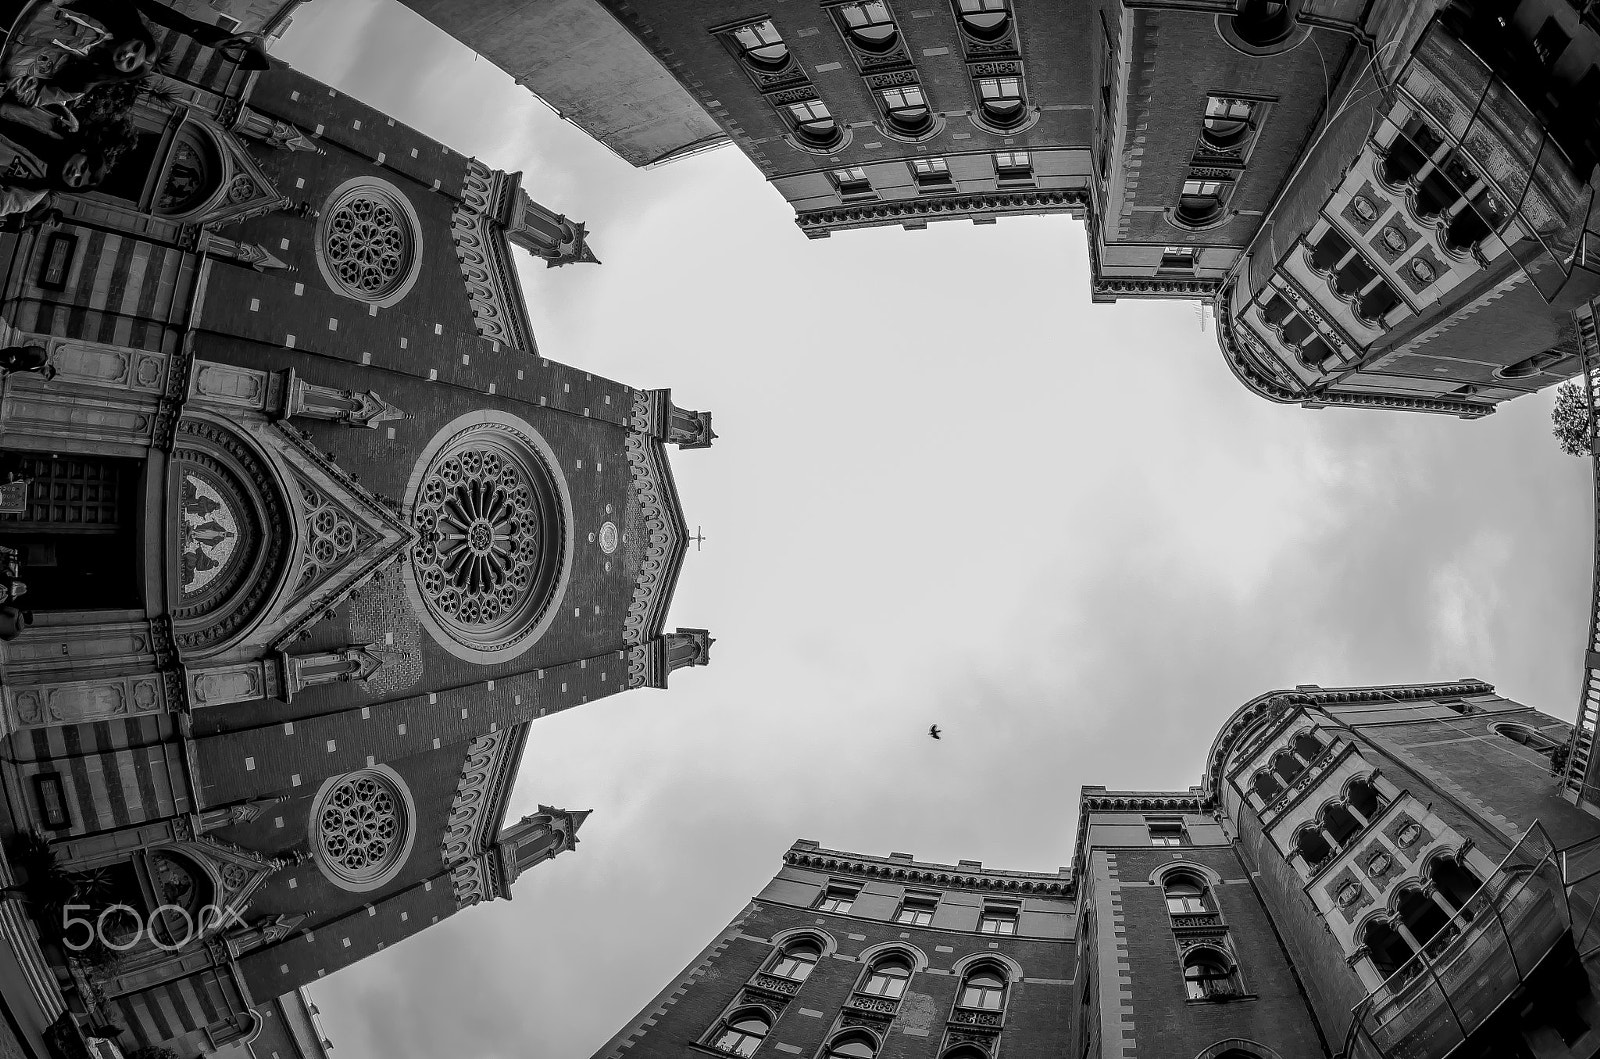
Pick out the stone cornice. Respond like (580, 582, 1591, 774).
(623, 397, 690, 646)
(451, 160, 536, 354)
(1201, 681, 1496, 803)
(795, 188, 1089, 237)
(783, 845, 1072, 896)
(1070, 788, 1207, 880)
(440, 725, 527, 882)
(1092, 276, 1223, 300)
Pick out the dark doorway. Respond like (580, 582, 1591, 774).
(0, 453, 143, 611)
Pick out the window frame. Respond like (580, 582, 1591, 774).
(1200, 96, 1260, 153)
(956, 965, 1009, 1011)
(975, 75, 1027, 129)
(33, 773, 69, 829)
(859, 956, 914, 999)
(1163, 874, 1210, 915)
(910, 156, 952, 188)
(1148, 821, 1188, 847)
(767, 938, 823, 981)
(838, 0, 899, 51)
(816, 883, 860, 914)
(786, 99, 842, 146)
(895, 892, 939, 925)
(830, 166, 873, 197)
(977, 902, 1020, 934)
(953, 0, 1011, 42)
(993, 150, 1033, 183)
(1181, 947, 1241, 1001)
(879, 84, 932, 134)
(1159, 245, 1198, 273)
(707, 1007, 772, 1057)
(731, 20, 792, 70)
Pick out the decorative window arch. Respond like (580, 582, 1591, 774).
(731, 20, 791, 70)
(973, 75, 1027, 131)
(785, 98, 844, 149)
(1250, 769, 1283, 802)
(308, 765, 416, 893)
(155, 124, 224, 217)
(1163, 872, 1212, 915)
(767, 937, 824, 982)
(403, 411, 574, 666)
(315, 177, 424, 308)
(1181, 945, 1241, 1000)
(955, 963, 1009, 1011)
(824, 1030, 879, 1059)
(707, 1007, 772, 1057)
(1293, 825, 1333, 870)
(838, 1, 899, 52)
(879, 84, 933, 136)
(952, 0, 1010, 42)
(858, 953, 914, 999)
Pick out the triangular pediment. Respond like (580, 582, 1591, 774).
(260, 422, 416, 650)
(188, 117, 293, 228)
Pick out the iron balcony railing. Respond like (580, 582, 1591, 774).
(1343, 824, 1570, 1059)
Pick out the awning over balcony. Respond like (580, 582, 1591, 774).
(1345, 824, 1571, 1059)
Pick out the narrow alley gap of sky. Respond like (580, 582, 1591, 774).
(275, 5, 1592, 1057)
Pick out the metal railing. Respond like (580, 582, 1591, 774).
(1559, 306, 1600, 805)
(1343, 824, 1569, 1059)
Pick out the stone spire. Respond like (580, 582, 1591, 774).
(501, 174, 600, 268)
(494, 805, 591, 892)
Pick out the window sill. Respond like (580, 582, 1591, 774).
(1184, 993, 1258, 1006)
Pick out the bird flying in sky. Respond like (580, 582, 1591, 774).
(929, 725, 941, 739)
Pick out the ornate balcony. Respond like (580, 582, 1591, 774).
(1344, 825, 1572, 1059)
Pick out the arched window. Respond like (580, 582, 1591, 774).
(1164, 874, 1210, 915)
(839, 1, 898, 50)
(1251, 771, 1283, 802)
(1430, 856, 1483, 916)
(1202, 97, 1256, 151)
(768, 939, 821, 981)
(1270, 749, 1304, 785)
(880, 86, 932, 134)
(156, 127, 222, 216)
(1347, 777, 1384, 821)
(1291, 730, 1323, 761)
(710, 1009, 771, 1057)
(786, 99, 841, 147)
(1294, 826, 1332, 870)
(1176, 179, 1226, 227)
(957, 966, 1007, 1010)
(1231, 0, 1295, 48)
(732, 21, 790, 69)
(826, 1032, 878, 1059)
(1182, 949, 1239, 1000)
(860, 956, 912, 998)
(1362, 918, 1415, 980)
(954, 0, 1010, 41)
(975, 76, 1026, 129)
(1493, 723, 1560, 755)
(1396, 887, 1456, 953)
(1322, 802, 1362, 847)
(1499, 350, 1569, 380)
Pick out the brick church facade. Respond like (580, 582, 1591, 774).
(599, 682, 1600, 1059)
(0, 9, 713, 1056)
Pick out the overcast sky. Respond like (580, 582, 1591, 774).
(274, 4, 1594, 1057)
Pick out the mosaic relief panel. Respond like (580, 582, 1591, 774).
(1328, 866, 1373, 924)
(1371, 217, 1420, 264)
(1342, 181, 1389, 236)
(1399, 245, 1445, 294)
(1383, 813, 1433, 863)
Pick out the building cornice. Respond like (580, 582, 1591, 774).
(1201, 681, 1496, 803)
(796, 188, 1089, 237)
(1091, 276, 1223, 301)
(623, 398, 690, 647)
(1069, 788, 1207, 881)
(783, 846, 1072, 896)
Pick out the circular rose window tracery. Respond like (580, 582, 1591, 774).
(310, 766, 415, 892)
(405, 413, 571, 664)
(315, 178, 423, 307)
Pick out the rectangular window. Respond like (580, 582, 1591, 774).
(1160, 245, 1197, 272)
(911, 157, 951, 186)
(1182, 179, 1225, 198)
(978, 903, 1019, 934)
(978, 76, 1022, 104)
(1149, 821, 1186, 846)
(213, 13, 242, 32)
(33, 773, 69, 829)
(787, 100, 833, 125)
(896, 893, 938, 925)
(1533, 17, 1570, 67)
(994, 150, 1032, 180)
(880, 85, 926, 110)
(831, 167, 872, 195)
(816, 884, 859, 913)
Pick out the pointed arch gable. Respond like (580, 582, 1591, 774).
(948, 950, 1023, 981)
(855, 941, 929, 973)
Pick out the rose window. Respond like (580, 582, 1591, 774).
(407, 417, 568, 662)
(316, 178, 422, 306)
(312, 768, 413, 890)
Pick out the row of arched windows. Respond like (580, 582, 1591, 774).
(1358, 854, 1485, 983)
(1290, 777, 1387, 871)
(1247, 728, 1329, 804)
(708, 936, 1014, 1057)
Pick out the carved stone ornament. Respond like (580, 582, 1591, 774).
(1409, 257, 1437, 284)
(1381, 226, 1408, 252)
(599, 521, 618, 554)
(1368, 850, 1394, 875)
(1337, 880, 1363, 907)
(1352, 195, 1379, 223)
(623, 402, 686, 646)
(312, 767, 415, 892)
(440, 730, 513, 869)
(1396, 822, 1423, 848)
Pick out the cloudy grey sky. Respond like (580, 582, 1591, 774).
(275, 4, 1593, 1057)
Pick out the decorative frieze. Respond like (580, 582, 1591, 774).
(623, 430, 686, 647)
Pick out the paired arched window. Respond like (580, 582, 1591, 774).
(1182, 948, 1240, 1000)
(710, 1009, 771, 1057)
(1294, 826, 1333, 869)
(732, 21, 790, 69)
(1163, 873, 1211, 915)
(839, 1, 898, 51)
(1251, 770, 1283, 802)
(825, 1032, 878, 1059)
(860, 955, 912, 998)
(768, 938, 821, 981)
(957, 965, 1007, 1010)
(954, 0, 1010, 41)
(879, 85, 932, 135)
